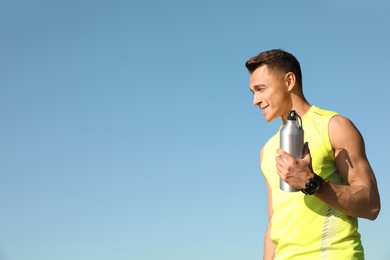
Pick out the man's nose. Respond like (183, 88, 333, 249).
(253, 93, 261, 106)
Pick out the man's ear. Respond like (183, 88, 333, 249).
(285, 72, 296, 91)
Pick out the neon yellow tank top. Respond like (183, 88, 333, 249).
(261, 106, 364, 259)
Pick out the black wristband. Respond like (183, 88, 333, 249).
(301, 174, 322, 195)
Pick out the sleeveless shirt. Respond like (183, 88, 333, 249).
(261, 106, 364, 259)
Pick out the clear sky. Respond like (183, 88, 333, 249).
(1, 1, 389, 259)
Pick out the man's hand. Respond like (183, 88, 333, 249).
(275, 142, 314, 190)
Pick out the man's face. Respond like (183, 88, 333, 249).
(249, 65, 291, 122)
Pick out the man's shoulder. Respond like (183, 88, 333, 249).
(311, 105, 340, 118)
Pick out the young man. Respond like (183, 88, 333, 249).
(246, 49, 380, 259)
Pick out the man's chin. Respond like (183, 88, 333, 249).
(264, 115, 278, 123)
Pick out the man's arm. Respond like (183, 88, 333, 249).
(264, 181, 275, 260)
(261, 148, 275, 259)
(316, 115, 380, 220)
(275, 115, 380, 220)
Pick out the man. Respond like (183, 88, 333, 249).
(245, 49, 380, 259)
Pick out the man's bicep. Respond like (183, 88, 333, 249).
(329, 115, 374, 186)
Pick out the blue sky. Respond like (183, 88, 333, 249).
(1, 1, 389, 259)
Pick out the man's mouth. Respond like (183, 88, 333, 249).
(260, 105, 269, 111)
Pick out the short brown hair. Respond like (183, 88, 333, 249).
(245, 49, 302, 87)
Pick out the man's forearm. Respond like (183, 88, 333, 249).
(315, 179, 380, 220)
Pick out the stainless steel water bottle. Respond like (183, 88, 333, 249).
(279, 110, 304, 192)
